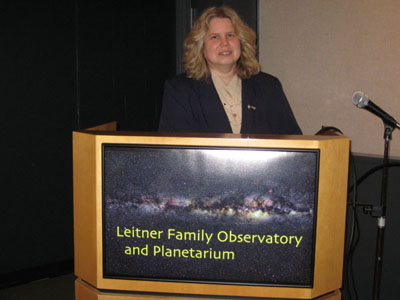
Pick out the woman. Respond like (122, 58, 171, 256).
(158, 6, 301, 135)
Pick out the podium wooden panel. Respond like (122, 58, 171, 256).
(75, 279, 342, 300)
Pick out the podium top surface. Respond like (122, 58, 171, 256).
(75, 129, 349, 141)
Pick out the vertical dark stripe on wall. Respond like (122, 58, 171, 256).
(74, 0, 80, 130)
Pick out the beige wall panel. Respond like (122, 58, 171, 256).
(259, 0, 400, 157)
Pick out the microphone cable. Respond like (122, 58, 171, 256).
(345, 153, 360, 300)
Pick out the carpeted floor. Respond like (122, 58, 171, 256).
(0, 274, 75, 300)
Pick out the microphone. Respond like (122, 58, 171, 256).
(352, 91, 400, 129)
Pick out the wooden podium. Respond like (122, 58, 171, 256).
(73, 123, 349, 300)
(75, 278, 342, 300)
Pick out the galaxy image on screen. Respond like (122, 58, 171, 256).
(102, 145, 319, 287)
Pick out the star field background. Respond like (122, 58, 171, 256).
(102, 145, 319, 287)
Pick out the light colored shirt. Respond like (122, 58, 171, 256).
(211, 71, 242, 134)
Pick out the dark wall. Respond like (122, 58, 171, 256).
(0, 0, 175, 287)
(77, 1, 176, 130)
(1, 0, 76, 277)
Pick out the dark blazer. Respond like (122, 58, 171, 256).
(158, 72, 302, 135)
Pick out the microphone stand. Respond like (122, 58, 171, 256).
(372, 123, 394, 300)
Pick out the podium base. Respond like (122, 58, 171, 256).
(75, 279, 342, 300)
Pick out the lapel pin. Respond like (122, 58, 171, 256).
(247, 105, 256, 111)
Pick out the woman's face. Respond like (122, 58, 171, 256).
(203, 17, 241, 74)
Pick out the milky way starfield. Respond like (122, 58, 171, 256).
(102, 145, 319, 287)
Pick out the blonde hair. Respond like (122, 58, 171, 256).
(182, 6, 261, 80)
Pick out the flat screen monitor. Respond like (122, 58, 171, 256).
(102, 145, 318, 287)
